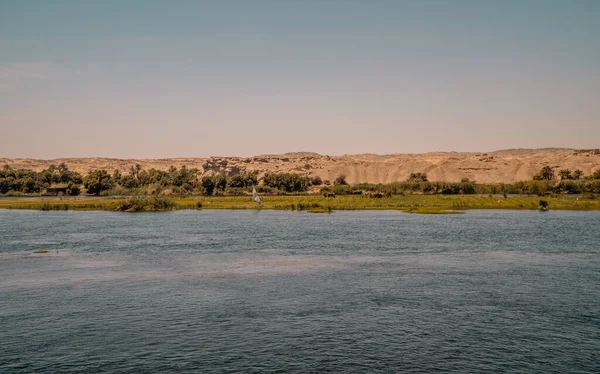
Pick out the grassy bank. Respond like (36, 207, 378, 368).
(0, 194, 599, 213)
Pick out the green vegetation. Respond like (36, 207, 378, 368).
(334, 174, 348, 186)
(263, 172, 311, 192)
(116, 195, 177, 212)
(533, 166, 555, 181)
(408, 173, 429, 182)
(0, 163, 82, 195)
(3, 164, 600, 199)
(84, 170, 115, 195)
(1, 194, 599, 214)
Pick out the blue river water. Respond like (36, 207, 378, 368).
(0, 209, 598, 373)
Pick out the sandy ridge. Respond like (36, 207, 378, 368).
(2, 148, 599, 184)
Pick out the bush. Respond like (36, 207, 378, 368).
(334, 175, 348, 186)
(529, 181, 547, 196)
(408, 173, 428, 182)
(117, 195, 176, 212)
(310, 176, 323, 186)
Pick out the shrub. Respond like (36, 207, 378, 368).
(310, 176, 323, 186)
(408, 173, 428, 182)
(334, 175, 348, 186)
(529, 181, 547, 196)
(117, 196, 176, 212)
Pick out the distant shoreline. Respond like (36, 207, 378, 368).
(1, 195, 598, 214)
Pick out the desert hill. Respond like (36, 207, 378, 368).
(2, 148, 599, 184)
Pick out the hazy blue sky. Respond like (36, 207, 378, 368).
(1, 0, 599, 158)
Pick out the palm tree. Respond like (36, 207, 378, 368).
(573, 169, 584, 180)
(539, 166, 555, 181)
(558, 169, 572, 180)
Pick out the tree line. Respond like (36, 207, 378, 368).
(0, 163, 82, 195)
(2, 164, 600, 196)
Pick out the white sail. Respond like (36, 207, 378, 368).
(252, 186, 261, 204)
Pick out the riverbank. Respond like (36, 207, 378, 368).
(0, 195, 598, 214)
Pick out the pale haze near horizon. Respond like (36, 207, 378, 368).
(1, 0, 599, 159)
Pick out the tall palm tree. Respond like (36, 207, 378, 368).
(558, 169, 572, 180)
(540, 166, 555, 181)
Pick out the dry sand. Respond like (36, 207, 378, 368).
(2, 148, 599, 184)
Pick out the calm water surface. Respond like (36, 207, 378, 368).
(0, 210, 599, 373)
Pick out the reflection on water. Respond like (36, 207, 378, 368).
(0, 210, 599, 373)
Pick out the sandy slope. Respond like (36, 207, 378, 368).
(2, 148, 599, 184)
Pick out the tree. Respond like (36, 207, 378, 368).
(201, 176, 216, 195)
(310, 176, 323, 186)
(263, 173, 310, 192)
(129, 164, 142, 180)
(334, 175, 348, 186)
(0, 178, 10, 194)
(573, 169, 584, 180)
(593, 169, 600, 180)
(120, 175, 140, 189)
(58, 162, 68, 176)
(84, 170, 115, 195)
(214, 173, 228, 191)
(66, 182, 80, 196)
(22, 177, 36, 193)
(408, 173, 428, 182)
(541, 166, 554, 180)
(534, 166, 555, 181)
(227, 172, 257, 188)
(558, 169, 572, 180)
(529, 180, 547, 196)
(113, 169, 122, 184)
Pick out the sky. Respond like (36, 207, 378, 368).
(1, 0, 599, 158)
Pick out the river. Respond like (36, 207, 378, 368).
(0, 210, 598, 373)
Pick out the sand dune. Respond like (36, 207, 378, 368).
(2, 148, 599, 184)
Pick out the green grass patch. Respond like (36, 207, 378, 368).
(0, 195, 599, 213)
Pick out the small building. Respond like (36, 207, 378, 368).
(42, 184, 69, 196)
